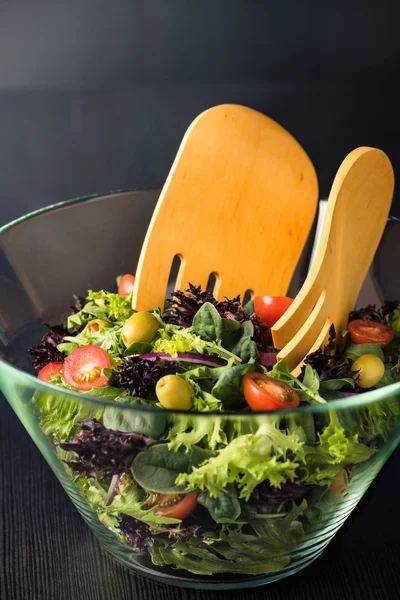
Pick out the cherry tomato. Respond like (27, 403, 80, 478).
(254, 296, 294, 328)
(243, 371, 300, 411)
(118, 274, 135, 296)
(147, 492, 198, 519)
(37, 362, 64, 382)
(348, 319, 394, 347)
(63, 345, 111, 390)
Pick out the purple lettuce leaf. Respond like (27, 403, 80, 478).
(303, 324, 355, 382)
(118, 515, 155, 552)
(28, 325, 67, 371)
(252, 479, 307, 506)
(60, 418, 149, 479)
(109, 356, 181, 398)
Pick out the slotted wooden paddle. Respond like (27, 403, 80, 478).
(272, 146, 394, 375)
(132, 104, 318, 311)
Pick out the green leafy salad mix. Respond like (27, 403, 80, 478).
(28, 280, 400, 575)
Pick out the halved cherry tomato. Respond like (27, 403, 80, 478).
(243, 371, 300, 411)
(147, 492, 198, 519)
(254, 296, 294, 328)
(118, 274, 135, 296)
(37, 362, 64, 382)
(348, 319, 394, 347)
(63, 345, 111, 390)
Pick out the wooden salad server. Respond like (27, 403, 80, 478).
(272, 146, 394, 375)
(132, 104, 318, 311)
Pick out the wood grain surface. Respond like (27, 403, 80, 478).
(1, 394, 399, 600)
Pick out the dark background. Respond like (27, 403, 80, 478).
(1, 1, 400, 226)
(1, 2, 400, 599)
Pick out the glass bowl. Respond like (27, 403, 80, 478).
(0, 190, 399, 590)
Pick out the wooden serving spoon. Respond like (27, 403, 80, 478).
(272, 146, 394, 375)
(132, 104, 318, 311)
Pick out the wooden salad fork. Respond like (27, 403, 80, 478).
(132, 104, 318, 311)
(272, 146, 394, 376)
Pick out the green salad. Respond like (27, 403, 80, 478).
(28, 277, 400, 575)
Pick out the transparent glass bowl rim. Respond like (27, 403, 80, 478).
(1, 189, 400, 419)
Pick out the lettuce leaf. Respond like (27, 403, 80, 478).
(152, 323, 241, 363)
(33, 390, 104, 441)
(105, 475, 181, 528)
(67, 291, 132, 331)
(302, 413, 375, 485)
(176, 420, 304, 500)
(63, 325, 123, 358)
(67, 306, 98, 331)
(70, 469, 179, 529)
(72, 471, 119, 530)
(353, 397, 400, 443)
(150, 536, 290, 575)
(86, 290, 133, 322)
(150, 500, 307, 575)
(166, 414, 228, 452)
(153, 326, 209, 356)
(183, 377, 224, 412)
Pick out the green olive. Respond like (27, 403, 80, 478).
(121, 311, 159, 346)
(326, 468, 349, 497)
(352, 354, 385, 389)
(156, 375, 193, 410)
(87, 318, 111, 334)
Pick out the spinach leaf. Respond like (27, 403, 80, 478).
(344, 343, 385, 362)
(198, 485, 241, 523)
(124, 342, 153, 356)
(388, 305, 400, 338)
(302, 365, 321, 395)
(210, 361, 263, 409)
(230, 320, 259, 363)
(375, 365, 395, 388)
(244, 298, 255, 315)
(337, 407, 362, 430)
(285, 413, 316, 443)
(131, 444, 212, 493)
(384, 338, 400, 363)
(103, 403, 167, 438)
(82, 385, 127, 400)
(320, 377, 356, 391)
(192, 302, 241, 348)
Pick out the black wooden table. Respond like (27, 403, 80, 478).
(1, 394, 399, 600)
